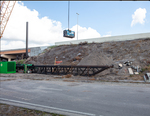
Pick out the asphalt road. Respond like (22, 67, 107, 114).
(0, 77, 150, 116)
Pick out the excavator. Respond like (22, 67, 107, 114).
(0, 1, 16, 39)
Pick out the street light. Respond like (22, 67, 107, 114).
(76, 13, 79, 40)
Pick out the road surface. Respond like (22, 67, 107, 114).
(0, 77, 150, 116)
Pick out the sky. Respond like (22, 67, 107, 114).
(1, 1, 150, 50)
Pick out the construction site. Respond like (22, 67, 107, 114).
(0, 1, 150, 82)
(0, 1, 150, 116)
(22, 36, 150, 82)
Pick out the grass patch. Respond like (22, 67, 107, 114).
(16, 59, 26, 64)
(130, 75, 133, 77)
(146, 65, 150, 72)
(49, 45, 57, 49)
(141, 67, 149, 73)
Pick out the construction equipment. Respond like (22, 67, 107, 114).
(54, 57, 62, 65)
(63, 29, 75, 38)
(0, 1, 16, 39)
(16, 63, 114, 76)
(16, 63, 34, 73)
(143, 73, 150, 82)
(0, 61, 16, 74)
(63, 1, 75, 38)
(28, 65, 114, 77)
(15, 63, 114, 76)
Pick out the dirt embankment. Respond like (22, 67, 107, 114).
(24, 38, 150, 80)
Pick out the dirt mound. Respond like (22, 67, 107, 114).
(24, 56, 38, 65)
(24, 38, 150, 80)
(25, 45, 89, 65)
(25, 38, 150, 67)
(78, 45, 113, 66)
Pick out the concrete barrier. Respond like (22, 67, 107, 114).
(55, 32, 150, 46)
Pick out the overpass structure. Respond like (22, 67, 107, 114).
(55, 32, 150, 45)
(0, 46, 48, 61)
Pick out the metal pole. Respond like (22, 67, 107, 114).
(0, 39, 1, 60)
(76, 13, 79, 40)
(26, 22, 28, 59)
(77, 14, 78, 40)
(68, 1, 70, 30)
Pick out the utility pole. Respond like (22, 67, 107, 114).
(26, 22, 28, 59)
(76, 13, 79, 40)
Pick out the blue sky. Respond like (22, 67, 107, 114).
(22, 1, 150, 36)
(1, 1, 150, 50)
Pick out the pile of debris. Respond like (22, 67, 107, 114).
(24, 56, 38, 65)
(24, 38, 150, 81)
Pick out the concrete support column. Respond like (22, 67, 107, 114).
(8, 58, 11, 61)
(1, 54, 16, 61)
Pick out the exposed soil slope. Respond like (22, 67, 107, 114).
(24, 38, 150, 79)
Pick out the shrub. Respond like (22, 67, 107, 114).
(16, 59, 26, 64)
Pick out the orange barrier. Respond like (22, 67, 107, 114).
(56, 61, 62, 64)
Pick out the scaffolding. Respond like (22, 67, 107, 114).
(0, 1, 16, 39)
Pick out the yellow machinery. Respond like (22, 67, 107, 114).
(0, 1, 16, 39)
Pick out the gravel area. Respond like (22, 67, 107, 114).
(0, 103, 65, 116)
(0, 73, 149, 84)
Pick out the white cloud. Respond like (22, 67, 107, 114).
(103, 35, 111, 37)
(3, 2, 63, 43)
(131, 8, 147, 27)
(1, 40, 25, 50)
(103, 31, 112, 37)
(71, 25, 101, 40)
(1, 1, 101, 50)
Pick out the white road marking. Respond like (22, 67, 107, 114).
(41, 88, 63, 91)
(0, 98, 95, 116)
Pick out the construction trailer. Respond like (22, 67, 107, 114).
(0, 61, 16, 74)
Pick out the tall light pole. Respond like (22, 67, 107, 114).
(76, 13, 79, 40)
(26, 22, 28, 59)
